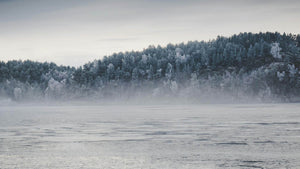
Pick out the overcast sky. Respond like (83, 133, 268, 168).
(1, 0, 299, 66)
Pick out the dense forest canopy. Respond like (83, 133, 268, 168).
(0, 32, 299, 103)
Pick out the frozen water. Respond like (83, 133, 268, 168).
(0, 104, 300, 168)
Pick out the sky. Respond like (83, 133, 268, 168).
(0, 0, 300, 67)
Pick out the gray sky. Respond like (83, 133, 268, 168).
(1, 0, 299, 66)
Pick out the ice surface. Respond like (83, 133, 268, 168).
(0, 104, 300, 168)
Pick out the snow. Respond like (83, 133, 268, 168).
(175, 47, 187, 63)
(288, 64, 298, 78)
(0, 104, 300, 168)
(277, 71, 285, 81)
(141, 54, 148, 64)
(270, 42, 282, 59)
(107, 63, 115, 70)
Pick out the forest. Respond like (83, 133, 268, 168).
(0, 32, 299, 103)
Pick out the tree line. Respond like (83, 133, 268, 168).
(0, 32, 299, 103)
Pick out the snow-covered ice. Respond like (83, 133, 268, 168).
(0, 104, 300, 168)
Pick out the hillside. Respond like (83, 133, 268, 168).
(0, 32, 299, 103)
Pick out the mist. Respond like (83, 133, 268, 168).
(1, 32, 299, 106)
(1, 0, 300, 168)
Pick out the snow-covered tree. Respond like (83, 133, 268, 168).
(0, 32, 299, 101)
(270, 42, 282, 59)
(277, 71, 285, 81)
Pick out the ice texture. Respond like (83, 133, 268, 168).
(0, 104, 300, 168)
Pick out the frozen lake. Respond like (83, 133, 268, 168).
(0, 104, 300, 168)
